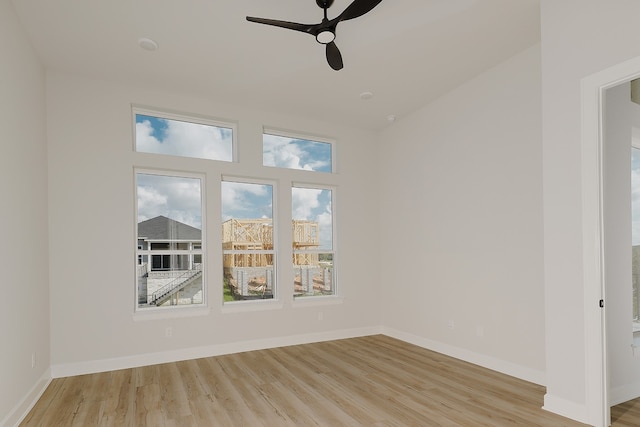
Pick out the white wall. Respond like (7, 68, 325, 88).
(0, 0, 50, 425)
(46, 72, 381, 373)
(377, 45, 545, 383)
(17, 2, 640, 425)
(540, 1, 640, 423)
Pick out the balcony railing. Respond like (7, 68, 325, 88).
(149, 265, 202, 305)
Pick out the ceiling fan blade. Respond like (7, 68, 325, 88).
(338, 0, 383, 22)
(326, 41, 343, 71)
(246, 16, 313, 34)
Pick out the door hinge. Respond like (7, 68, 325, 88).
(599, 299, 604, 308)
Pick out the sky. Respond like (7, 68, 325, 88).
(263, 133, 332, 172)
(292, 187, 333, 250)
(221, 181, 273, 221)
(136, 114, 233, 161)
(136, 114, 333, 248)
(137, 173, 202, 229)
(219, 183, 333, 249)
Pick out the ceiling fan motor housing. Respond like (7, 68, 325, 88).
(316, 0, 335, 9)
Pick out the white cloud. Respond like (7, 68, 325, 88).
(292, 187, 322, 219)
(221, 181, 272, 221)
(264, 135, 323, 171)
(305, 158, 330, 171)
(137, 174, 202, 229)
(136, 118, 232, 161)
(292, 187, 333, 249)
(137, 185, 168, 222)
(317, 210, 333, 250)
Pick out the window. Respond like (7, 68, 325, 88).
(133, 108, 340, 310)
(135, 171, 204, 309)
(134, 108, 234, 162)
(633, 146, 640, 321)
(263, 131, 332, 172)
(221, 179, 276, 302)
(132, 108, 235, 312)
(292, 185, 335, 298)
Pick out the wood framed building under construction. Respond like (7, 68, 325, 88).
(222, 218, 331, 299)
(222, 218, 321, 267)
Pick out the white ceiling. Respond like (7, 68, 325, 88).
(11, 0, 540, 131)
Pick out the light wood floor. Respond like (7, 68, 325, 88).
(21, 335, 598, 426)
(612, 397, 640, 426)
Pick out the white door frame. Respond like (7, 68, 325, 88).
(581, 56, 640, 427)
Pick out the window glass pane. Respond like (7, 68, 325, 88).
(136, 173, 203, 308)
(292, 186, 334, 297)
(633, 147, 640, 320)
(263, 133, 332, 172)
(135, 113, 233, 161)
(222, 180, 275, 302)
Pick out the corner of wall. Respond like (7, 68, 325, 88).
(1, 369, 52, 427)
(542, 394, 589, 426)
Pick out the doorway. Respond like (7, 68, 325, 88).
(581, 56, 640, 427)
(603, 81, 640, 419)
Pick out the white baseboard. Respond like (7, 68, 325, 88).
(21, 326, 563, 427)
(52, 325, 545, 385)
(380, 326, 546, 386)
(51, 326, 382, 378)
(543, 393, 590, 425)
(385, 328, 595, 425)
(1, 369, 51, 427)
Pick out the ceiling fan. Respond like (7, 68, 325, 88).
(246, 0, 383, 71)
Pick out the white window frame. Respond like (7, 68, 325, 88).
(291, 182, 338, 301)
(262, 127, 336, 174)
(132, 105, 238, 163)
(134, 168, 208, 318)
(221, 175, 279, 307)
(632, 138, 640, 330)
(130, 106, 344, 315)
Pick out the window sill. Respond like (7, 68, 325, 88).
(133, 305, 210, 321)
(292, 295, 344, 308)
(222, 299, 284, 314)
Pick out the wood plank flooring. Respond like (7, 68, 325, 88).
(21, 335, 594, 426)
(611, 397, 640, 427)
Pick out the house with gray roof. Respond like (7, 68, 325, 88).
(137, 215, 202, 271)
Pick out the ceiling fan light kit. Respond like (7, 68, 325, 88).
(316, 30, 335, 44)
(246, 0, 383, 71)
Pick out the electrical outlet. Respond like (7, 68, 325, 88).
(318, 312, 324, 321)
(448, 320, 455, 330)
(165, 327, 173, 338)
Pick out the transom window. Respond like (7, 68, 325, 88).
(263, 130, 333, 173)
(134, 108, 234, 162)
